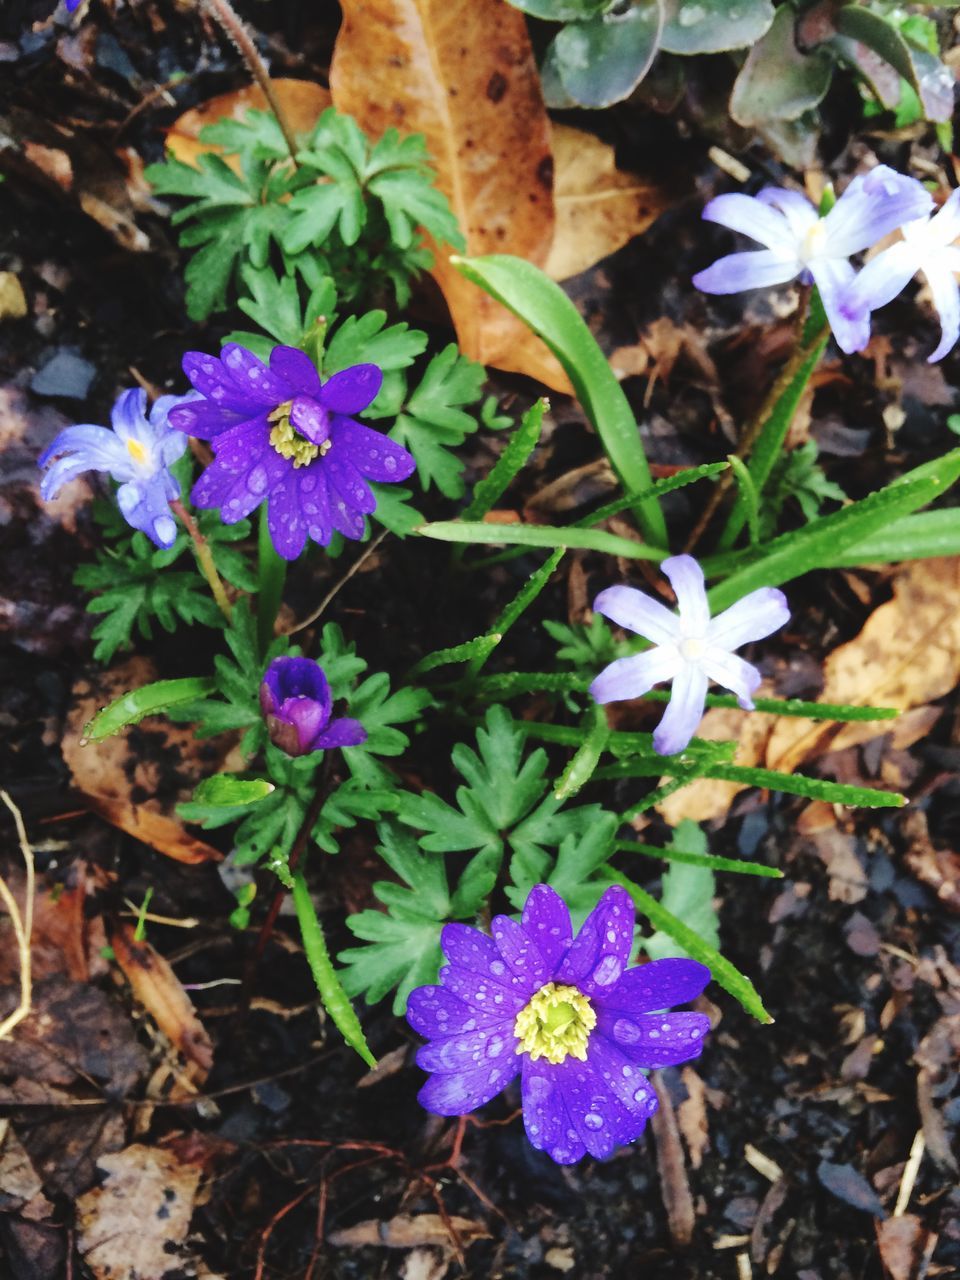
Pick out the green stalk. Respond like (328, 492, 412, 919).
(257, 506, 286, 657)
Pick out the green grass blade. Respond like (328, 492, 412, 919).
(451, 254, 667, 546)
(553, 706, 609, 802)
(417, 520, 661, 558)
(83, 676, 216, 742)
(466, 548, 565, 678)
(821, 509, 960, 566)
(574, 462, 729, 529)
(408, 634, 501, 677)
(603, 868, 771, 1022)
(615, 839, 782, 878)
(460, 398, 547, 522)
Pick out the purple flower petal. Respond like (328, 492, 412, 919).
(221, 343, 290, 407)
(521, 1059, 586, 1164)
(116, 478, 178, 549)
(556, 885, 634, 997)
(313, 717, 367, 749)
(587, 1033, 659, 1120)
(551, 1056, 640, 1160)
(592, 583, 679, 645)
(701, 192, 798, 251)
(289, 396, 332, 446)
(520, 884, 572, 972)
(700, 648, 762, 709)
(417, 1056, 519, 1116)
(267, 478, 308, 560)
(441, 923, 504, 977)
(416, 1022, 516, 1073)
(652, 663, 708, 755)
(693, 249, 798, 295)
(593, 957, 710, 1015)
(182, 350, 258, 414)
(596, 1009, 711, 1068)
(406, 985, 503, 1038)
(491, 915, 551, 989)
(38, 425, 129, 495)
(823, 166, 933, 257)
(296, 467, 334, 546)
(661, 554, 710, 632)
(327, 475, 369, 541)
(707, 587, 790, 650)
(110, 387, 150, 441)
(332, 419, 416, 482)
(325, 450, 377, 516)
(589, 648, 681, 706)
(923, 264, 960, 363)
(319, 364, 383, 414)
(440, 964, 528, 1016)
(269, 345, 323, 398)
(809, 257, 869, 355)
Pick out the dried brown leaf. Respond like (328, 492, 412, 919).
(165, 80, 332, 170)
(545, 124, 674, 282)
(75, 1144, 204, 1280)
(328, 1213, 490, 1249)
(111, 922, 213, 1085)
(875, 1215, 937, 1280)
(330, 0, 570, 392)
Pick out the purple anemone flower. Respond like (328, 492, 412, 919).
(693, 166, 933, 353)
(170, 345, 416, 560)
(260, 656, 366, 757)
(840, 188, 960, 364)
(38, 388, 189, 548)
(407, 883, 711, 1165)
(589, 555, 789, 756)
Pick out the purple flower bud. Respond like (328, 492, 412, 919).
(259, 656, 367, 757)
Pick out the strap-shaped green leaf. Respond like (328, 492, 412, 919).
(83, 676, 216, 742)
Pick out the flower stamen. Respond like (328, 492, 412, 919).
(514, 981, 596, 1064)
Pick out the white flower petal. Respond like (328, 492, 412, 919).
(593, 584, 679, 646)
(589, 648, 681, 705)
(660, 555, 710, 633)
(701, 193, 798, 251)
(652, 663, 709, 756)
(707, 587, 790, 650)
(922, 265, 960, 363)
(699, 648, 762, 710)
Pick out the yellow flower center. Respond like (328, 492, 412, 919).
(268, 400, 329, 468)
(125, 437, 148, 465)
(514, 982, 596, 1064)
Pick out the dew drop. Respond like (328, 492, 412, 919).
(614, 1017, 641, 1045)
(583, 1113, 603, 1131)
(593, 955, 623, 987)
(632, 1086, 649, 1105)
(490, 960, 506, 977)
(678, 2, 705, 27)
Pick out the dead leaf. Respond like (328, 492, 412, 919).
(651, 1071, 695, 1247)
(328, 1213, 491, 1249)
(165, 79, 332, 170)
(62, 657, 240, 864)
(0, 272, 28, 321)
(875, 1216, 937, 1280)
(676, 1065, 710, 1170)
(75, 1144, 204, 1280)
(901, 810, 960, 915)
(545, 124, 674, 282)
(0, 861, 107, 986)
(111, 923, 214, 1086)
(330, 0, 571, 392)
(0, 1120, 46, 1210)
(766, 559, 960, 773)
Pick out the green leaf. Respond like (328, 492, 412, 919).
(835, 5, 922, 97)
(292, 872, 376, 1067)
(408, 634, 502, 678)
(603, 869, 771, 1022)
(505, 0, 609, 22)
(466, 548, 564, 678)
(82, 676, 215, 742)
(390, 345, 485, 498)
(660, 0, 774, 54)
(192, 774, 275, 806)
(616, 838, 782, 879)
(821, 509, 960, 566)
(461, 398, 547, 523)
(553, 705, 609, 802)
(643, 821, 719, 961)
(417, 519, 660, 558)
(727, 454, 761, 547)
(341, 676, 432, 786)
(450, 254, 667, 546)
(552, 1, 663, 109)
(506, 810, 618, 913)
(324, 310, 428, 377)
(730, 3, 833, 126)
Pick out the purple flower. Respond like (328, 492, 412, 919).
(839, 188, 960, 364)
(407, 883, 711, 1165)
(260, 656, 367, 756)
(38, 388, 189, 548)
(589, 555, 789, 756)
(170, 345, 416, 560)
(693, 166, 933, 354)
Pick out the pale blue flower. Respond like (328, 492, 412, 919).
(38, 388, 190, 548)
(693, 166, 933, 354)
(589, 555, 789, 756)
(840, 188, 960, 364)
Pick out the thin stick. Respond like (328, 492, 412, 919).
(283, 529, 389, 635)
(200, 0, 300, 163)
(894, 1129, 925, 1217)
(170, 498, 233, 622)
(0, 791, 35, 1041)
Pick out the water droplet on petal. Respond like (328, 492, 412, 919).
(614, 1017, 641, 1044)
(583, 1113, 603, 1131)
(593, 955, 623, 986)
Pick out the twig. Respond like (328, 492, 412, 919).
(0, 791, 35, 1041)
(170, 498, 233, 622)
(200, 0, 300, 163)
(894, 1129, 926, 1216)
(283, 529, 390, 635)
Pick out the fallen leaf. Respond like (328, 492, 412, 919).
(816, 1159, 885, 1217)
(164, 80, 332, 170)
(111, 923, 214, 1087)
(0, 272, 28, 321)
(0, 861, 107, 986)
(62, 657, 239, 864)
(651, 1071, 695, 1247)
(544, 124, 675, 282)
(328, 1213, 490, 1249)
(75, 1144, 204, 1280)
(676, 1065, 710, 1170)
(901, 810, 960, 915)
(330, 0, 570, 392)
(766, 559, 960, 773)
(0, 1120, 46, 1209)
(875, 1215, 937, 1280)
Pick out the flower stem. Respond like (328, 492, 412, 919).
(200, 0, 300, 164)
(170, 498, 232, 622)
(257, 505, 286, 656)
